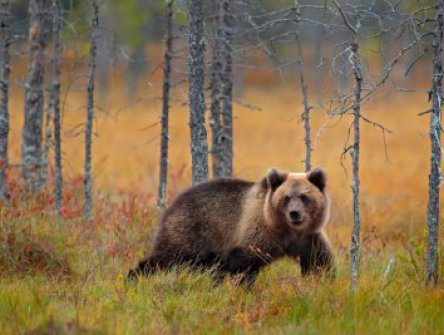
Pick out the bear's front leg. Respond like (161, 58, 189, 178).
(296, 232, 335, 278)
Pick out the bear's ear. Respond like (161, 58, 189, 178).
(262, 168, 287, 190)
(308, 167, 327, 192)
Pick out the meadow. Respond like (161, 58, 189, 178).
(0, 63, 444, 334)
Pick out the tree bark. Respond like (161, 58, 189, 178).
(294, 2, 311, 173)
(426, 1, 444, 285)
(0, 0, 10, 201)
(350, 40, 363, 293)
(220, 0, 233, 177)
(210, 0, 223, 178)
(332, 0, 363, 293)
(84, 0, 99, 220)
(52, 0, 63, 214)
(40, 87, 52, 186)
(22, 0, 50, 192)
(157, 0, 174, 210)
(188, 0, 208, 184)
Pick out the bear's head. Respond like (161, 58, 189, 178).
(262, 167, 330, 235)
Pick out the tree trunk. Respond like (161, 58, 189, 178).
(157, 0, 174, 210)
(22, 0, 50, 192)
(294, 2, 311, 173)
(84, 0, 99, 220)
(0, 0, 10, 201)
(52, 0, 63, 214)
(350, 40, 363, 293)
(40, 87, 52, 186)
(314, 25, 323, 104)
(188, 0, 208, 185)
(220, 0, 233, 177)
(426, 1, 444, 285)
(210, 0, 223, 178)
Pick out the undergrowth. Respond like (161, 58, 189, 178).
(0, 174, 443, 334)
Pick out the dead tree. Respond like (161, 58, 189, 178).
(332, 0, 363, 293)
(294, 1, 312, 172)
(40, 88, 52, 186)
(84, 0, 99, 220)
(52, 0, 63, 213)
(158, 0, 174, 210)
(22, 0, 50, 192)
(426, 1, 444, 285)
(349, 40, 363, 293)
(188, 0, 209, 184)
(220, 0, 233, 177)
(0, 0, 10, 201)
(210, 0, 223, 178)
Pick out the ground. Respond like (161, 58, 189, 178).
(1, 72, 444, 333)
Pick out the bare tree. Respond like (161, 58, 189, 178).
(293, 1, 312, 172)
(210, 0, 223, 178)
(426, 0, 444, 285)
(52, 0, 63, 214)
(158, 0, 174, 210)
(84, 0, 99, 220)
(40, 88, 52, 186)
(220, 0, 234, 177)
(332, 0, 363, 293)
(349, 39, 363, 293)
(188, 0, 209, 184)
(0, 0, 10, 201)
(22, 0, 50, 192)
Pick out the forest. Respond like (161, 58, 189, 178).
(0, 0, 443, 334)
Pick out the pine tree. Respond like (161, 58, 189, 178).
(0, 0, 10, 201)
(22, 0, 50, 192)
(188, 0, 208, 184)
(84, 0, 99, 220)
(157, 0, 174, 210)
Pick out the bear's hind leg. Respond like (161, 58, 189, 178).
(224, 247, 267, 290)
(127, 254, 171, 280)
(187, 251, 227, 286)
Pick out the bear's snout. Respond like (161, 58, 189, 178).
(289, 210, 301, 222)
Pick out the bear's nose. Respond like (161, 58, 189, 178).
(289, 210, 301, 221)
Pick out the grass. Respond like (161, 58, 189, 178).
(1, 61, 444, 333)
(0, 182, 443, 334)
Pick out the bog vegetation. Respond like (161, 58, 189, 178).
(0, 0, 444, 334)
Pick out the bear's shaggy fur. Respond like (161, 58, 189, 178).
(128, 168, 335, 287)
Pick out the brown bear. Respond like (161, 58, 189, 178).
(128, 167, 335, 288)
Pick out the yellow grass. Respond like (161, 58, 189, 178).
(8, 73, 436, 242)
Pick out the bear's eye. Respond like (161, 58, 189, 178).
(284, 195, 291, 204)
(300, 194, 310, 205)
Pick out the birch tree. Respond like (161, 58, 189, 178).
(84, 0, 99, 220)
(0, 0, 10, 201)
(158, 0, 174, 210)
(426, 0, 444, 285)
(188, 0, 208, 184)
(22, 0, 50, 192)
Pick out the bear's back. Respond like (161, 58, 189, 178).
(158, 178, 256, 254)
